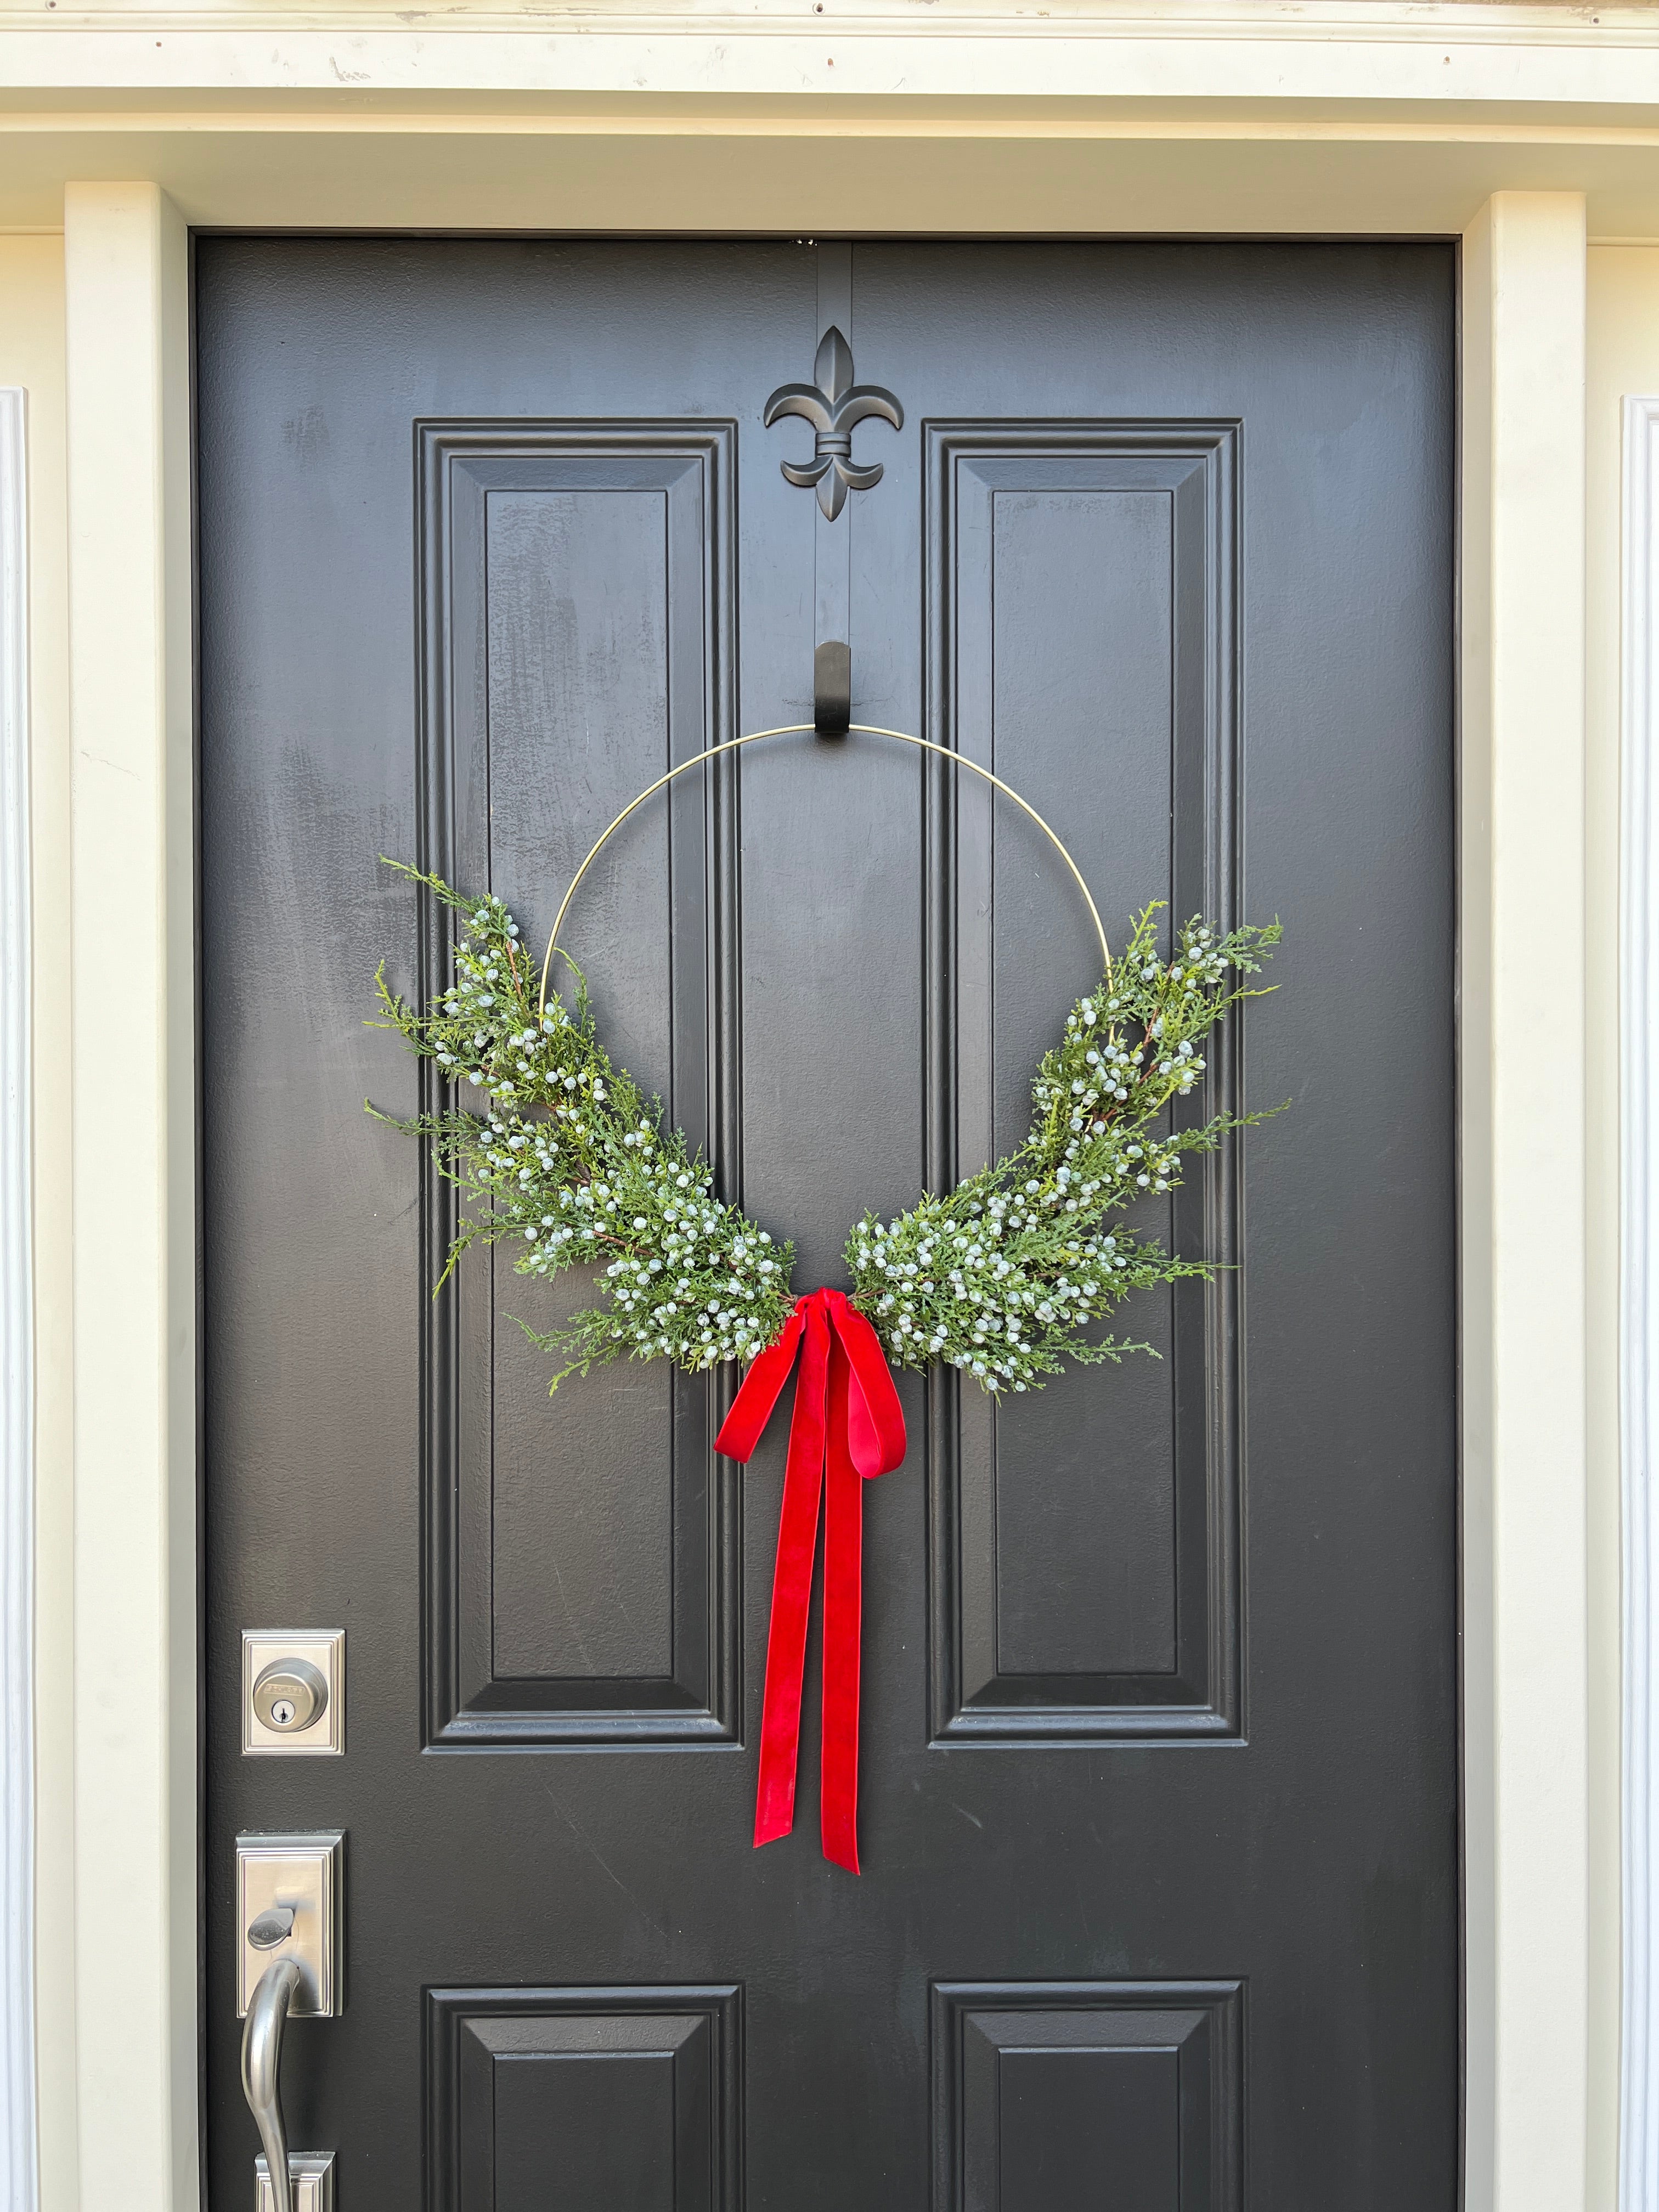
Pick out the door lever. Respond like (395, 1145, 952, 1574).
(242, 1956, 302, 2212)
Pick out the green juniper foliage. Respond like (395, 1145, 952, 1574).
(371, 863, 1280, 1397)
(371, 864, 795, 1387)
(845, 906, 1282, 1393)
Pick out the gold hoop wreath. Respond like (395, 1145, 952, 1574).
(372, 723, 1282, 1869)
(537, 724, 1111, 1013)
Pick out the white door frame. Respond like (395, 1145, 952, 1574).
(0, 378, 37, 2212)
(1622, 390, 1659, 2212)
(14, 156, 1598, 2211)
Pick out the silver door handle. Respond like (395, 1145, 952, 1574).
(241, 1956, 302, 2212)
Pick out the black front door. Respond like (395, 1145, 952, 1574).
(200, 236, 1458, 2210)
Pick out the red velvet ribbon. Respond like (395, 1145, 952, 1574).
(714, 1286, 907, 1872)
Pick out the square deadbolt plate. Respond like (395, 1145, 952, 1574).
(257, 2153, 335, 2212)
(236, 1832, 344, 2018)
(242, 1629, 345, 1756)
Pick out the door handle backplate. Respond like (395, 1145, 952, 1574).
(236, 1831, 343, 2018)
(237, 1833, 343, 2212)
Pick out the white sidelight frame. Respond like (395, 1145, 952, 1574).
(46, 176, 1594, 2212)
(1623, 392, 1659, 2212)
(0, 382, 37, 2212)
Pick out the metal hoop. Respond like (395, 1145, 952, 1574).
(537, 723, 1113, 1016)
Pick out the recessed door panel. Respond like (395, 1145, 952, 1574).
(926, 425, 1240, 1741)
(933, 1982, 1242, 2212)
(418, 425, 741, 1745)
(428, 1987, 741, 2212)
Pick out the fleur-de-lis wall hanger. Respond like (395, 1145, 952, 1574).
(764, 327, 904, 520)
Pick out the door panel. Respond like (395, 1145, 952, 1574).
(428, 1987, 742, 2212)
(928, 422, 1239, 1740)
(933, 1983, 1243, 2212)
(419, 422, 742, 1745)
(199, 237, 1457, 2210)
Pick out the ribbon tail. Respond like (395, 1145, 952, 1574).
(820, 1331, 864, 1873)
(753, 1300, 831, 1848)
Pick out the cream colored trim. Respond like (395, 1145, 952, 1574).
(64, 183, 195, 2212)
(7, 114, 1659, 240)
(1620, 388, 1659, 2212)
(3, 225, 80, 2212)
(37, 146, 1605, 2210)
(1582, 243, 1659, 2212)
(5, 1, 1659, 232)
(1461, 189, 1591, 2212)
(5, 10, 1659, 101)
(7, 0, 1658, 31)
(0, 381, 37, 2212)
(1584, 246, 1645, 2212)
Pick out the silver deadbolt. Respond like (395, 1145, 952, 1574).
(242, 1630, 345, 1756)
(253, 1657, 328, 1735)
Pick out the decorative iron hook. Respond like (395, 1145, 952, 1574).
(764, 328, 903, 521)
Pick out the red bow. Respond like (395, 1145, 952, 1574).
(714, 1286, 907, 1871)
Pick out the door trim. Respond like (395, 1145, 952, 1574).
(1621, 392, 1659, 2212)
(1457, 193, 1591, 2212)
(61, 183, 198, 2212)
(43, 190, 1593, 2212)
(0, 382, 37, 2212)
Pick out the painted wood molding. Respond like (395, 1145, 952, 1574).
(1623, 392, 1659, 2212)
(64, 184, 198, 2212)
(1459, 191, 1591, 2212)
(0, 384, 36, 2212)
